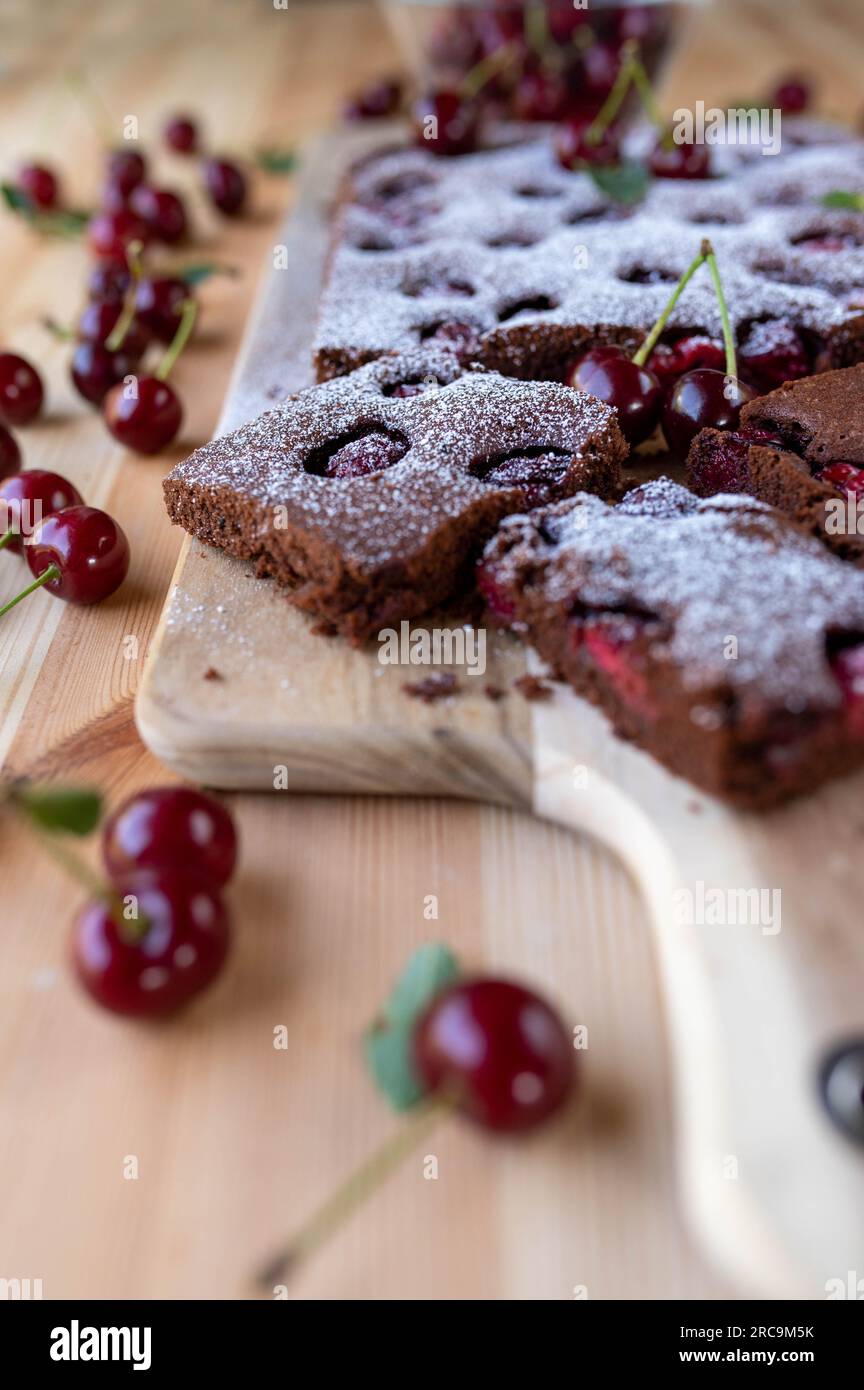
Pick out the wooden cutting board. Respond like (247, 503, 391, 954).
(137, 129, 864, 1299)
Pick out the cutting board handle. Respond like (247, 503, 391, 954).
(531, 695, 864, 1298)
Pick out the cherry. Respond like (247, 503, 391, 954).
(579, 40, 621, 100)
(87, 208, 149, 264)
(0, 470, 83, 554)
(513, 69, 570, 123)
(771, 75, 811, 114)
(24, 505, 130, 604)
(104, 376, 183, 454)
(566, 346, 662, 445)
(204, 158, 247, 216)
(579, 615, 653, 716)
(129, 185, 188, 244)
(663, 368, 755, 456)
(414, 978, 575, 1132)
(0, 423, 22, 480)
(306, 428, 408, 480)
(77, 299, 148, 357)
(70, 340, 138, 406)
(649, 335, 725, 384)
(0, 352, 44, 426)
(17, 162, 60, 210)
(413, 89, 481, 157)
(738, 319, 809, 392)
(686, 426, 785, 496)
(106, 147, 147, 197)
(103, 786, 237, 888)
(134, 277, 190, 343)
(72, 869, 230, 1016)
(472, 448, 571, 504)
(87, 262, 131, 302)
(476, 560, 517, 624)
(649, 138, 711, 180)
(820, 462, 864, 495)
(830, 644, 864, 737)
(421, 320, 481, 359)
(163, 113, 199, 154)
(555, 115, 620, 170)
(343, 78, 402, 121)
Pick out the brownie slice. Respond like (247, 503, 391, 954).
(479, 478, 864, 809)
(687, 365, 864, 563)
(164, 348, 627, 644)
(314, 130, 864, 384)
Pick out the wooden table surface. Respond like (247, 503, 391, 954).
(1, 0, 862, 1302)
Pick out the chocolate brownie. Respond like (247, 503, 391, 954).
(686, 365, 864, 563)
(479, 478, 864, 809)
(314, 128, 864, 384)
(164, 348, 626, 644)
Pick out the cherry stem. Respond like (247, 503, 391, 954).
(586, 39, 638, 144)
(64, 68, 114, 145)
(105, 239, 144, 353)
(255, 1095, 447, 1289)
(0, 529, 14, 552)
(0, 563, 60, 619)
(461, 42, 520, 101)
(155, 297, 197, 382)
(704, 243, 739, 379)
(632, 241, 712, 367)
(524, 2, 551, 61)
(628, 49, 666, 135)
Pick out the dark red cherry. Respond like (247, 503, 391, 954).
(26, 505, 130, 604)
(87, 208, 149, 264)
(831, 643, 864, 738)
(413, 89, 481, 157)
(737, 319, 809, 392)
(686, 427, 785, 497)
(471, 448, 571, 504)
(129, 185, 188, 244)
(513, 69, 570, 123)
(163, 113, 199, 154)
(476, 560, 517, 624)
(663, 368, 755, 455)
(70, 341, 138, 407)
(421, 320, 481, 359)
(103, 786, 237, 888)
(555, 116, 620, 171)
(649, 335, 726, 384)
(343, 78, 402, 121)
(649, 139, 711, 180)
(203, 158, 247, 216)
(106, 147, 147, 196)
(0, 470, 82, 553)
(820, 462, 864, 495)
(87, 262, 131, 302)
(579, 40, 621, 100)
(309, 428, 408, 480)
(771, 75, 811, 114)
(414, 978, 575, 1132)
(0, 423, 22, 480)
(103, 376, 183, 454)
(0, 352, 44, 426)
(133, 277, 190, 343)
(566, 346, 662, 445)
(72, 869, 230, 1016)
(17, 162, 60, 210)
(76, 300, 149, 357)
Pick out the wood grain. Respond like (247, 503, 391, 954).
(1, 0, 862, 1301)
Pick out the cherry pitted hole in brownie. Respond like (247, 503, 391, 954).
(515, 185, 564, 200)
(476, 561, 517, 624)
(304, 426, 409, 480)
(737, 319, 821, 392)
(618, 266, 679, 286)
(419, 320, 482, 358)
(497, 295, 559, 323)
(470, 447, 572, 505)
(403, 275, 475, 299)
(564, 208, 624, 227)
(827, 631, 864, 736)
(383, 378, 440, 399)
(791, 229, 863, 252)
(369, 171, 437, 202)
(352, 234, 398, 253)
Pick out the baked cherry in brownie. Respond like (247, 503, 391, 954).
(164, 349, 627, 644)
(648, 139, 711, 180)
(555, 116, 620, 171)
(737, 319, 809, 392)
(480, 478, 864, 808)
(414, 978, 574, 1133)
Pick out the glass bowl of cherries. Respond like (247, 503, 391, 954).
(378, 0, 705, 127)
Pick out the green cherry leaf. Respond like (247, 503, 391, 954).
(16, 784, 103, 836)
(255, 147, 297, 175)
(1, 184, 89, 237)
(363, 943, 461, 1112)
(1, 181, 31, 214)
(821, 190, 864, 212)
(589, 160, 651, 206)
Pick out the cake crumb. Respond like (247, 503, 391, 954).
(403, 672, 460, 702)
(203, 667, 224, 681)
(514, 674, 554, 702)
(484, 684, 506, 702)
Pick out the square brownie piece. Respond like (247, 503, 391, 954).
(164, 349, 627, 644)
(314, 130, 864, 384)
(480, 478, 864, 809)
(686, 364, 864, 563)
